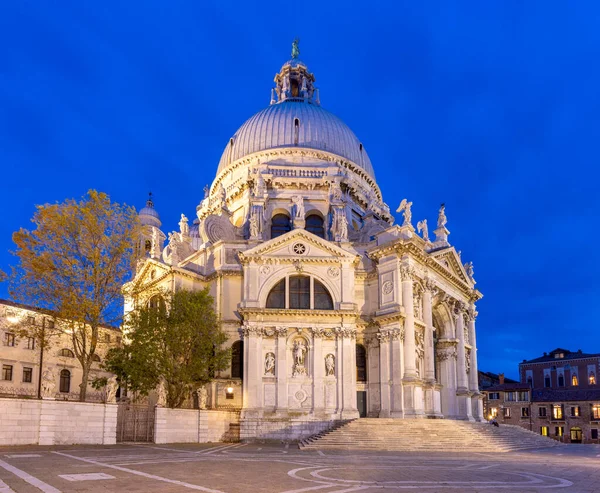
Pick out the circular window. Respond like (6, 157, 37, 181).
(292, 243, 306, 255)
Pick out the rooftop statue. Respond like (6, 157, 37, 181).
(437, 203, 447, 228)
(291, 38, 300, 59)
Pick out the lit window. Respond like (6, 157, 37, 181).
(592, 404, 600, 420)
(4, 333, 15, 347)
(22, 367, 32, 383)
(540, 426, 549, 436)
(521, 407, 530, 418)
(570, 406, 581, 417)
(572, 374, 579, 386)
(552, 404, 564, 420)
(590, 372, 596, 385)
(489, 407, 498, 418)
(555, 426, 564, 437)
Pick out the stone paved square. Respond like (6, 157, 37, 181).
(1, 443, 599, 492)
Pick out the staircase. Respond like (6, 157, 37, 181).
(299, 418, 563, 452)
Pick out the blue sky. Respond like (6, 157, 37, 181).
(0, 2, 598, 379)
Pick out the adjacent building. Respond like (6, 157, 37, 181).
(126, 45, 485, 440)
(0, 299, 120, 401)
(483, 348, 600, 443)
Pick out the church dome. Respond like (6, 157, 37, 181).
(217, 100, 374, 178)
(138, 195, 161, 228)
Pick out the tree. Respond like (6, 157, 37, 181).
(8, 190, 141, 401)
(104, 288, 229, 408)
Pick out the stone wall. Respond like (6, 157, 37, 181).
(199, 410, 239, 442)
(154, 408, 199, 444)
(0, 398, 117, 446)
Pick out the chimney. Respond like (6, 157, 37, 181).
(499, 373, 505, 385)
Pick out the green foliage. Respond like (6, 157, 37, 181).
(104, 288, 229, 408)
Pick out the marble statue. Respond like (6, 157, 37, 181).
(396, 199, 413, 227)
(325, 354, 335, 376)
(330, 181, 343, 201)
(41, 369, 55, 399)
(264, 352, 275, 376)
(292, 340, 307, 376)
(179, 214, 189, 236)
(417, 219, 429, 241)
(464, 261, 474, 279)
(338, 213, 349, 241)
(197, 386, 208, 410)
(291, 38, 300, 59)
(292, 195, 305, 218)
(106, 375, 118, 403)
(438, 203, 447, 228)
(249, 214, 260, 238)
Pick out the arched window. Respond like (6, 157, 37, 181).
(271, 214, 291, 239)
(231, 340, 243, 379)
(148, 295, 165, 311)
(306, 214, 325, 238)
(59, 348, 75, 358)
(558, 375, 565, 387)
(59, 369, 70, 393)
(265, 275, 334, 310)
(356, 344, 367, 382)
(572, 374, 578, 386)
(266, 279, 286, 309)
(91, 354, 101, 363)
(144, 239, 152, 254)
(590, 372, 596, 385)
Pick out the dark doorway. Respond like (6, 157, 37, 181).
(357, 391, 367, 417)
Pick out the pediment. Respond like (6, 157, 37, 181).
(239, 229, 358, 263)
(131, 259, 172, 289)
(429, 247, 472, 285)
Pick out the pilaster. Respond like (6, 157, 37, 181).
(453, 302, 474, 421)
(275, 327, 288, 414)
(311, 328, 325, 414)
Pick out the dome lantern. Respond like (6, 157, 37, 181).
(272, 39, 318, 105)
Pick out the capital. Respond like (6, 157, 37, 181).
(400, 264, 415, 281)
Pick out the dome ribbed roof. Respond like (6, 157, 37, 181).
(217, 100, 374, 177)
(139, 198, 161, 228)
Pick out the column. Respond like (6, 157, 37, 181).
(467, 305, 484, 421)
(275, 327, 288, 415)
(337, 327, 359, 419)
(242, 324, 262, 417)
(454, 302, 473, 421)
(423, 279, 435, 382)
(390, 328, 404, 417)
(312, 328, 325, 414)
(378, 332, 391, 418)
(401, 264, 417, 378)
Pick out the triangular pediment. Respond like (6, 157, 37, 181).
(130, 258, 172, 290)
(240, 229, 358, 262)
(429, 247, 472, 285)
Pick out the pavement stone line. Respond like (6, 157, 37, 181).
(0, 444, 596, 492)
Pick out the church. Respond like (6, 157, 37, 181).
(125, 42, 484, 440)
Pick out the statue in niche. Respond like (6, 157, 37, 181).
(249, 214, 260, 238)
(41, 369, 55, 399)
(437, 203, 447, 228)
(292, 195, 305, 218)
(338, 213, 349, 241)
(106, 375, 118, 404)
(179, 214, 189, 237)
(197, 386, 208, 410)
(330, 181, 343, 201)
(417, 219, 429, 241)
(396, 198, 413, 227)
(253, 172, 266, 197)
(292, 340, 308, 376)
(325, 354, 335, 376)
(264, 352, 275, 376)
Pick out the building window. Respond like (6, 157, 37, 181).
(271, 214, 291, 239)
(518, 391, 529, 401)
(47, 320, 55, 330)
(231, 340, 243, 379)
(590, 372, 596, 385)
(489, 407, 498, 418)
(572, 374, 578, 386)
(503, 408, 511, 418)
(526, 376, 533, 386)
(539, 406, 547, 417)
(592, 404, 600, 420)
(59, 369, 70, 393)
(570, 406, 581, 417)
(91, 354, 101, 363)
(555, 426, 564, 437)
(2, 365, 13, 381)
(488, 392, 500, 400)
(552, 404, 564, 420)
(105, 333, 111, 343)
(558, 375, 565, 387)
(26, 337, 35, 350)
(305, 214, 325, 239)
(59, 348, 75, 358)
(592, 429, 598, 440)
(521, 407, 530, 418)
(540, 426, 549, 436)
(544, 376, 551, 387)
(22, 367, 32, 383)
(27, 315, 35, 325)
(266, 275, 333, 310)
(4, 333, 15, 347)
(356, 344, 367, 382)
(505, 392, 516, 402)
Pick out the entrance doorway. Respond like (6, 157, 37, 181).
(357, 391, 367, 417)
(570, 427, 582, 443)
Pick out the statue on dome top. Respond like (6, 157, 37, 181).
(291, 38, 300, 59)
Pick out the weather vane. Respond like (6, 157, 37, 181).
(291, 38, 300, 59)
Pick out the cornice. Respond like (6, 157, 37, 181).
(239, 307, 359, 319)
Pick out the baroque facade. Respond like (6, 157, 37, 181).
(125, 46, 484, 439)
